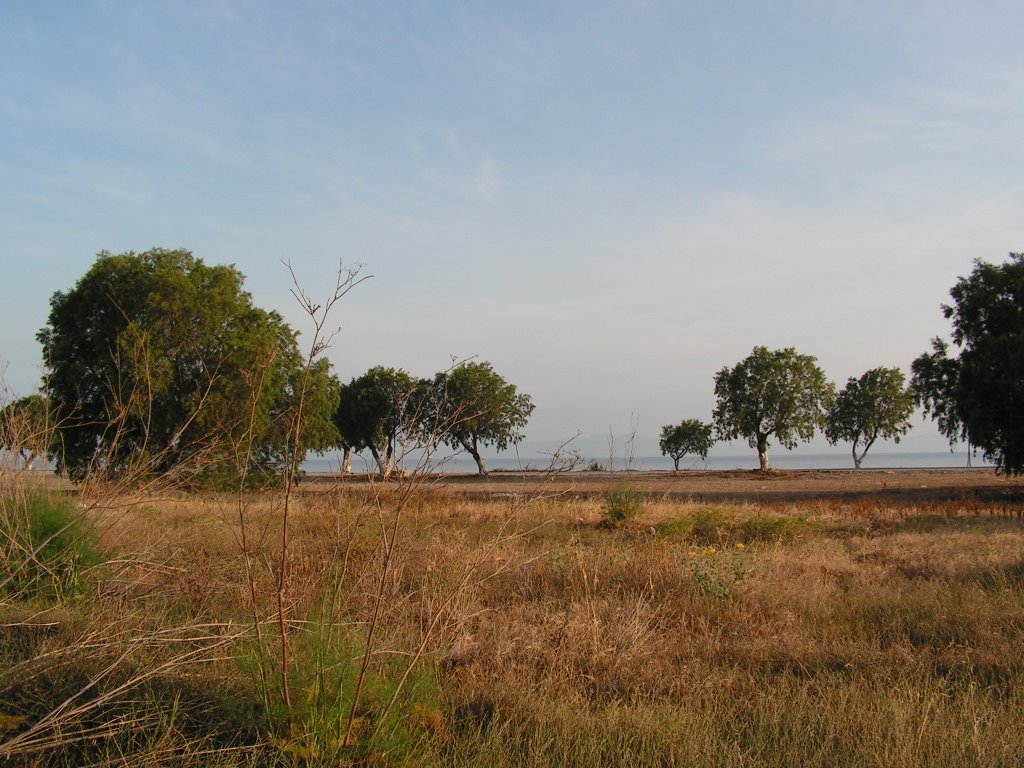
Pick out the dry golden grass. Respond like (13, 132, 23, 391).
(2, 474, 1023, 766)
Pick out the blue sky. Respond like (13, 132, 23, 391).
(2, 2, 1022, 459)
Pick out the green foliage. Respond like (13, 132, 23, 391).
(423, 361, 535, 475)
(684, 545, 748, 598)
(289, 359, 344, 456)
(735, 514, 818, 543)
(0, 491, 101, 601)
(655, 507, 817, 544)
(334, 366, 419, 474)
(911, 338, 963, 448)
(658, 419, 714, 470)
(912, 253, 1024, 475)
(600, 484, 644, 528)
(0, 394, 51, 468)
(713, 346, 834, 471)
(237, 621, 442, 765)
(825, 367, 915, 468)
(37, 249, 339, 482)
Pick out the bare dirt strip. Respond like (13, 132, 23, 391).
(305, 467, 1024, 505)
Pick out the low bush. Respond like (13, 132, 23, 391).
(600, 484, 644, 528)
(235, 606, 445, 765)
(656, 506, 817, 544)
(0, 490, 101, 602)
(684, 543, 749, 598)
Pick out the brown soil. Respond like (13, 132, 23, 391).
(305, 467, 1024, 505)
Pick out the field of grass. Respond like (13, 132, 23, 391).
(2, 469, 1023, 766)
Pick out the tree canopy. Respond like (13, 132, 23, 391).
(659, 419, 714, 471)
(713, 346, 834, 471)
(423, 361, 534, 475)
(0, 394, 52, 469)
(911, 253, 1024, 475)
(825, 367, 915, 468)
(333, 366, 418, 475)
(38, 248, 338, 483)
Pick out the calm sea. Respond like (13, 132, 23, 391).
(303, 450, 993, 474)
(1, 450, 992, 474)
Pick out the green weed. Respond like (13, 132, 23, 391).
(656, 507, 817, 544)
(236, 620, 443, 765)
(684, 544, 749, 598)
(0, 491, 101, 602)
(600, 484, 644, 528)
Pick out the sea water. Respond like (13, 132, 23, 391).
(302, 449, 992, 474)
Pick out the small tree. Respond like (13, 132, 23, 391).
(333, 367, 418, 476)
(911, 252, 1024, 474)
(713, 346, 834, 471)
(423, 361, 534, 475)
(0, 394, 52, 469)
(825, 367, 915, 468)
(659, 419, 714, 471)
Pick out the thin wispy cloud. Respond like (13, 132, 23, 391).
(473, 156, 502, 202)
(2, 2, 1022, 455)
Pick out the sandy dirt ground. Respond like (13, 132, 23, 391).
(305, 467, 1024, 504)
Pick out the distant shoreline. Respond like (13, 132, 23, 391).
(302, 449, 993, 476)
(296, 466, 1024, 505)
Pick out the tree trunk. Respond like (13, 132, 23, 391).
(369, 446, 389, 477)
(470, 448, 486, 475)
(341, 446, 351, 474)
(461, 436, 486, 475)
(673, 457, 680, 472)
(853, 436, 874, 469)
(757, 438, 770, 471)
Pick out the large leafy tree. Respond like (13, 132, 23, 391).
(713, 346, 834, 471)
(423, 361, 534, 475)
(825, 367, 915, 468)
(38, 248, 337, 482)
(659, 419, 714, 471)
(911, 253, 1024, 474)
(333, 367, 418, 475)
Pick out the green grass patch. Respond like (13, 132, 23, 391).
(235, 615, 444, 765)
(0, 490, 101, 602)
(656, 507, 818, 545)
